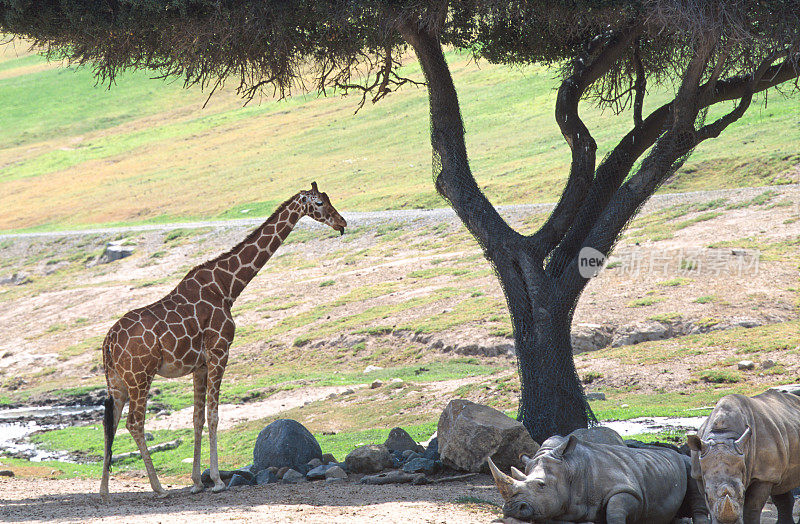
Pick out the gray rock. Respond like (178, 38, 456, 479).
(255, 469, 278, 485)
(0, 273, 31, 286)
(611, 321, 671, 347)
(281, 469, 305, 483)
(144, 433, 154, 441)
(253, 419, 322, 473)
(345, 444, 393, 474)
(771, 384, 800, 396)
(306, 464, 334, 480)
(571, 323, 614, 353)
(100, 243, 135, 264)
(201, 468, 242, 486)
(422, 437, 439, 461)
(401, 449, 415, 458)
(363, 365, 383, 373)
(438, 399, 540, 473)
(586, 392, 606, 401)
(402, 457, 438, 474)
(307, 458, 323, 469)
(228, 473, 254, 487)
(321, 453, 338, 465)
(281, 469, 306, 484)
(370, 380, 384, 389)
(761, 359, 776, 370)
(384, 427, 424, 454)
(0, 470, 14, 477)
(738, 360, 756, 370)
(324, 465, 347, 480)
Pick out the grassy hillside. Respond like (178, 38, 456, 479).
(1, 41, 799, 232)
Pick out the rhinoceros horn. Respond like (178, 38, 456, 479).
(734, 426, 751, 455)
(719, 494, 738, 522)
(510, 466, 527, 481)
(488, 457, 515, 501)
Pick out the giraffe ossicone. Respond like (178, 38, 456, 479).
(99, 183, 347, 497)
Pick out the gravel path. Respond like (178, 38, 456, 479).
(3, 184, 797, 240)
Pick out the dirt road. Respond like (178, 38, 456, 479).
(0, 476, 502, 523)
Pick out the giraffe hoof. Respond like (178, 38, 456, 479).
(154, 489, 169, 499)
(190, 484, 204, 494)
(212, 483, 227, 493)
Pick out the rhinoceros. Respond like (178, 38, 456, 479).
(489, 427, 708, 523)
(687, 390, 800, 524)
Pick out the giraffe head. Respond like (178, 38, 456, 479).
(302, 181, 348, 235)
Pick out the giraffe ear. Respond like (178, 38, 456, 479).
(311, 181, 318, 192)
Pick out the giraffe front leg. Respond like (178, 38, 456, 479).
(207, 352, 228, 493)
(127, 385, 167, 498)
(190, 367, 208, 494)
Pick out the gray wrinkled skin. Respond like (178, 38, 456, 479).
(687, 390, 800, 524)
(491, 427, 693, 524)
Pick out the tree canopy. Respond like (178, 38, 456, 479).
(3, 0, 800, 441)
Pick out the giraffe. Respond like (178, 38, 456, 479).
(99, 182, 347, 498)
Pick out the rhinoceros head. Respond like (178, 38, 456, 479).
(687, 427, 751, 524)
(488, 435, 576, 521)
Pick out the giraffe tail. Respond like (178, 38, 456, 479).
(103, 394, 115, 471)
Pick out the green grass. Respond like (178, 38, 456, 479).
(1, 46, 800, 232)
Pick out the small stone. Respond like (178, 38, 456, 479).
(325, 477, 346, 484)
(370, 380, 384, 389)
(281, 469, 305, 483)
(402, 457, 438, 474)
(363, 365, 383, 374)
(0, 470, 14, 477)
(390, 378, 404, 385)
(738, 360, 756, 371)
(422, 437, 439, 461)
(761, 359, 776, 370)
(324, 465, 347, 480)
(144, 433, 154, 442)
(307, 458, 323, 469)
(586, 392, 606, 401)
(255, 469, 278, 485)
(306, 464, 334, 480)
(342, 388, 355, 395)
(181, 457, 193, 464)
(321, 453, 338, 465)
(276, 467, 290, 479)
(227, 473, 254, 488)
(620, 404, 629, 409)
(401, 449, 415, 458)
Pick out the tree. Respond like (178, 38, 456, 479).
(3, 0, 799, 442)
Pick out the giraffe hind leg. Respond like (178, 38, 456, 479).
(99, 385, 127, 498)
(190, 366, 208, 494)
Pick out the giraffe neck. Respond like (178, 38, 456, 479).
(217, 193, 306, 301)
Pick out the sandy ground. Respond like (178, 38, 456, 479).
(0, 476, 502, 523)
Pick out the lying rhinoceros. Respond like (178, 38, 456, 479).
(687, 389, 800, 524)
(489, 427, 708, 523)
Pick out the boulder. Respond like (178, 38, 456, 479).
(437, 399, 540, 473)
(737, 360, 756, 371)
(253, 419, 323, 473)
(384, 427, 424, 454)
(345, 444, 393, 474)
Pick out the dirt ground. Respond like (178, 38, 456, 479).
(0, 476, 502, 523)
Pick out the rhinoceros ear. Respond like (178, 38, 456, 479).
(553, 435, 579, 458)
(687, 433, 702, 452)
(734, 426, 751, 455)
(510, 466, 527, 481)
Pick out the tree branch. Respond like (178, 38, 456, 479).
(530, 26, 641, 259)
(397, 20, 518, 257)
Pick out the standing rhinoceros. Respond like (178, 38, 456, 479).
(489, 427, 707, 523)
(687, 389, 800, 524)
